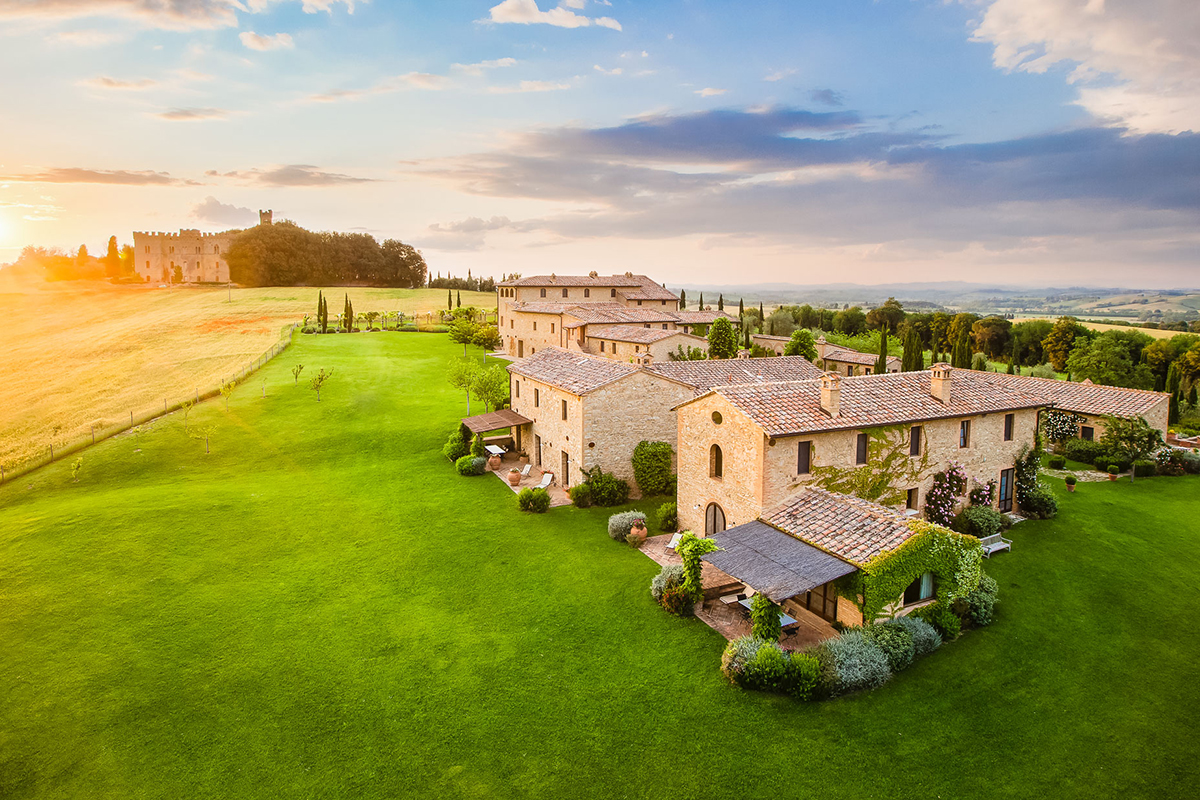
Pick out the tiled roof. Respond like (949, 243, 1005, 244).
(673, 310, 739, 324)
(562, 305, 680, 326)
(823, 345, 900, 368)
(507, 347, 637, 395)
(507, 302, 577, 315)
(587, 325, 695, 344)
(618, 282, 679, 301)
(975, 372, 1168, 419)
(762, 487, 916, 566)
(712, 368, 1047, 436)
(498, 274, 678, 301)
(648, 356, 824, 394)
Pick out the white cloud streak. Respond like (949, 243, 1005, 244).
(484, 0, 621, 31)
(239, 31, 294, 51)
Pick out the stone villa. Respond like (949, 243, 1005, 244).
(496, 273, 737, 361)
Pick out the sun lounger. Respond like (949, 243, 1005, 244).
(519, 463, 533, 478)
(534, 472, 554, 490)
(666, 532, 683, 551)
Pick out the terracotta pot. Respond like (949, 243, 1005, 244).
(519, 455, 529, 466)
(507, 470, 521, 486)
(1108, 473, 1118, 481)
(487, 455, 502, 470)
(630, 520, 647, 536)
(1067, 484, 1076, 492)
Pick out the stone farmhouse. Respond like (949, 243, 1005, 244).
(505, 348, 823, 488)
(132, 210, 271, 284)
(751, 334, 900, 374)
(496, 273, 737, 361)
(673, 365, 1046, 536)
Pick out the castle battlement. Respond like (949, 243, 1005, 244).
(133, 230, 238, 239)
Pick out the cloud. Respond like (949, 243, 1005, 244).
(423, 215, 523, 250)
(239, 31, 294, 51)
(970, 0, 1200, 134)
(409, 106, 1200, 272)
(47, 28, 122, 46)
(190, 196, 257, 226)
(213, 164, 378, 186)
(695, 87, 726, 97)
(593, 64, 622, 75)
(80, 75, 157, 90)
(488, 80, 570, 94)
(0, 0, 358, 30)
(153, 107, 229, 121)
(764, 68, 796, 82)
(0, 167, 182, 185)
(451, 57, 516, 76)
(304, 71, 449, 102)
(809, 88, 844, 107)
(483, 0, 621, 31)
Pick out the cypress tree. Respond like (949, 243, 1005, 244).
(1009, 335, 1019, 374)
(902, 326, 923, 372)
(317, 290, 323, 327)
(456, 290, 461, 308)
(1190, 385, 1198, 407)
(447, 289, 453, 310)
(717, 294, 724, 311)
(738, 298, 744, 318)
(759, 302, 764, 329)
(952, 330, 971, 369)
(699, 292, 704, 310)
(348, 298, 354, 331)
(875, 329, 889, 374)
(679, 289, 687, 309)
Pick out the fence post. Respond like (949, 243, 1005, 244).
(91, 425, 95, 444)
(50, 443, 54, 462)
(130, 410, 134, 426)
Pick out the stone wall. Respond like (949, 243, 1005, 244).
(509, 373, 585, 487)
(580, 371, 694, 486)
(132, 229, 235, 284)
(676, 393, 768, 534)
(500, 310, 567, 358)
(1057, 395, 1170, 441)
(585, 331, 706, 363)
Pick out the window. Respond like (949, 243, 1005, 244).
(144, 245, 150, 253)
(960, 420, 971, 448)
(195, 246, 201, 254)
(515, 381, 520, 398)
(712, 411, 722, 424)
(612, 343, 618, 355)
(855, 432, 868, 465)
(540, 288, 547, 297)
(903, 573, 935, 605)
(584, 288, 590, 298)
(909, 426, 921, 456)
(906, 488, 918, 510)
(637, 300, 643, 306)
(561, 399, 568, 420)
(562, 288, 568, 298)
(533, 321, 537, 331)
(600, 341, 605, 352)
(534, 388, 539, 407)
(662, 324, 668, 330)
(169, 246, 174, 254)
(145, 261, 149, 269)
(214, 245, 220, 254)
(1004, 413, 1015, 441)
(635, 346, 640, 352)
(551, 323, 555, 333)
(644, 324, 650, 329)
(709, 444, 723, 478)
(510, 319, 514, 328)
(661, 300, 666, 305)
(797, 441, 812, 474)
(846, 366, 853, 376)
(1081, 426, 1094, 441)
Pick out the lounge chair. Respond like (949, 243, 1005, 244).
(666, 532, 683, 551)
(519, 463, 533, 478)
(534, 471, 554, 490)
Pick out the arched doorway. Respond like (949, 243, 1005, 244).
(705, 502, 726, 535)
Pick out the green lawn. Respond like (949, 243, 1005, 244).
(2, 333, 1198, 799)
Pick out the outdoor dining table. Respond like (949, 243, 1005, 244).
(485, 445, 506, 457)
(738, 597, 797, 627)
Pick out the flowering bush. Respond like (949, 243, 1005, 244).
(1042, 410, 1087, 443)
(925, 461, 967, 525)
(968, 479, 995, 507)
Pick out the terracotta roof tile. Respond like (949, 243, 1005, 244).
(507, 347, 637, 394)
(587, 325, 696, 344)
(975, 372, 1168, 419)
(672, 310, 739, 324)
(498, 274, 678, 300)
(822, 345, 900, 368)
(714, 368, 1047, 436)
(648, 356, 824, 394)
(762, 487, 916, 566)
(563, 305, 680, 326)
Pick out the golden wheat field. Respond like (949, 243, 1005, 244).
(0, 280, 495, 470)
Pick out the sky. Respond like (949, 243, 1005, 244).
(0, 0, 1198, 288)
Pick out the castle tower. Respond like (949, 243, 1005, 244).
(259, 209, 273, 226)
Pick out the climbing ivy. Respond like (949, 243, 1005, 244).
(677, 532, 721, 608)
(810, 425, 931, 507)
(835, 520, 983, 639)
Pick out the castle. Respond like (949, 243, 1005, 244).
(131, 210, 271, 284)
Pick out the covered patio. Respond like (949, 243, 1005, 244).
(460, 409, 571, 507)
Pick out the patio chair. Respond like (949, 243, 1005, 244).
(666, 532, 683, 551)
(534, 471, 554, 490)
(519, 463, 533, 478)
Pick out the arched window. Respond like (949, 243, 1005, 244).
(705, 503, 726, 535)
(709, 444, 723, 478)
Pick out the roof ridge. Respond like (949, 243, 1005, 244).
(983, 370, 1169, 397)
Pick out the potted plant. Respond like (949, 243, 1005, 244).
(507, 468, 522, 487)
(630, 518, 647, 539)
(1107, 464, 1119, 481)
(518, 450, 529, 466)
(487, 452, 502, 471)
(1065, 475, 1077, 492)
(627, 529, 647, 548)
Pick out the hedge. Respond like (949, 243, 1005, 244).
(631, 440, 674, 496)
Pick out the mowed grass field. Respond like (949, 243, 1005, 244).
(1, 332, 1198, 799)
(0, 281, 494, 469)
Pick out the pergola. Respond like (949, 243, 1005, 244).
(460, 409, 532, 435)
(702, 520, 857, 604)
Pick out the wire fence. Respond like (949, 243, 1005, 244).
(1, 322, 301, 486)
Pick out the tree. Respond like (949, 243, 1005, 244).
(698, 292, 704, 309)
(449, 319, 478, 356)
(119, 244, 136, 276)
(220, 380, 235, 410)
(759, 301, 764, 327)
(717, 294, 724, 311)
(797, 303, 819, 329)
(902, 325, 924, 372)
(737, 298, 744, 319)
(833, 306, 867, 336)
(679, 289, 687, 309)
(669, 345, 707, 361)
(104, 236, 121, 279)
(677, 533, 721, 608)
(365, 311, 381, 330)
(783, 328, 817, 360)
(970, 317, 1012, 360)
(1100, 415, 1163, 481)
(292, 364, 305, 385)
(1042, 316, 1090, 372)
(866, 297, 905, 334)
(447, 288, 453, 311)
(1011, 319, 1052, 368)
(707, 317, 738, 359)
(447, 358, 481, 413)
(750, 593, 783, 642)
(951, 329, 971, 369)
(309, 368, 334, 401)
(1066, 333, 1154, 389)
(474, 363, 510, 411)
(472, 325, 502, 352)
(456, 290, 462, 308)
(172, 265, 183, 284)
(316, 291, 323, 329)
(875, 328, 889, 374)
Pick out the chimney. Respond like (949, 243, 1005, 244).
(736, 349, 751, 360)
(815, 335, 828, 360)
(635, 352, 653, 366)
(931, 363, 952, 404)
(820, 372, 841, 418)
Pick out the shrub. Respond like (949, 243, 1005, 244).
(583, 467, 631, 507)
(1047, 455, 1065, 469)
(442, 432, 469, 461)
(455, 455, 487, 476)
(750, 593, 783, 642)
(1064, 475, 1077, 486)
(568, 483, 593, 508)
(517, 487, 550, 513)
(813, 631, 891, 697)
(1063, 437, 1106, 465)
(950, 505, 1006, 538)
(1182, 449, 1200, 474)
(913, 602, 962, 640)
(650, 564, 685, 603)
(470, 434, 486, 458)
(743, 642, 789, 692)
(963, 571, 999, 627)
(970, 352, 989, 371)
(862, 624, 915, 672)
(1029, 363, 1057, 379)
(889, 615, 942, 657)
(968, 479, 995, 506)
(720, 636, 761, 686)
(1020, 486, 1058, 519)
(656, 501, 678, 532)
(1107, 463, 1120, 475)
(631, 440, 674, 496)
(607, 510, 646, 542)
(1133, 459, 1156, 478)
(784, 652, 821, 701)
(1155, 448, 1187, 476)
